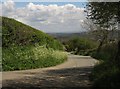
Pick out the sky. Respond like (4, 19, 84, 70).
(1, 0, 88, 33)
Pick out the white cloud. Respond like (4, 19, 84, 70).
(3, 0, 15, 11)
(0, 4, 2, 16)
(2, 1, 86, 33)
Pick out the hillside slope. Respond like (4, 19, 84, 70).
(2, 17, 67, 71)
(2, 17, 63, 50)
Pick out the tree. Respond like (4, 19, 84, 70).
(81, 18, 110, 54)
(86, 2, 120, 66)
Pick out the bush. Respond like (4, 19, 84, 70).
(2, 17, 66, 71)
(90, 42, 120, 88)
(90, 61, 120, 88)
(2, 16, 63, 50)
(2, 45, 67, 71)
(91, 42, 117, 61)
(65, 37, 98, 55)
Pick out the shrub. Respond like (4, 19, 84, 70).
(2, 45, 67, 71)
(90, 61, 120, 88)
(2, 17, 66, 71)
(91, 42, 117, 61)
(2, 16, 63, 50)
(65, 37, 98, 55)
(90, 42, 119, 88)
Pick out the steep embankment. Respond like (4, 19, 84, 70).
(2, 17, 63, 50)
(2, 17, 67, 71)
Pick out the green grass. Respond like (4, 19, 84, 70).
(2, 45, 67, 71)
(2, 16, 67, 71)
(2, 16, 63, 50)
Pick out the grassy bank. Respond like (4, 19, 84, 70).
(2, 17, 67, 71)
(2, 16, 63, 50)
(3, 45, 67, 71)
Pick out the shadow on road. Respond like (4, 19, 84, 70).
(2, 66, 94, 89)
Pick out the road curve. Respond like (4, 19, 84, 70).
(2, 54, 98, 89)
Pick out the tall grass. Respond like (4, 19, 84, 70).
(2, 45, 67, 71)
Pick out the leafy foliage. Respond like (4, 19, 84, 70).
(90, 61, 120, 89)
(86, 2, 119, 26)
(91, 42, 117, 61)
(2, 17, 63, 50)
(2, 45, 67, 71)
(2, 16, 67, 71)
(86, 2, 120, 88)
(64, 37, 98, 55)
(90, 42, 120, 88)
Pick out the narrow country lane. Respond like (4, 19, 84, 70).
(2, 54, 98, 89)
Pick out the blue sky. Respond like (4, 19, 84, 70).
(1, 0, 87, 33)
(2, 0, 88, 2)
(15, 2, 87, 8)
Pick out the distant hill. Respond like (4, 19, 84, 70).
(2, 17, 63, 50)
(48, 32, 88, 38)
(47, 29, 120, 43)
(47, 32, 89, 42)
